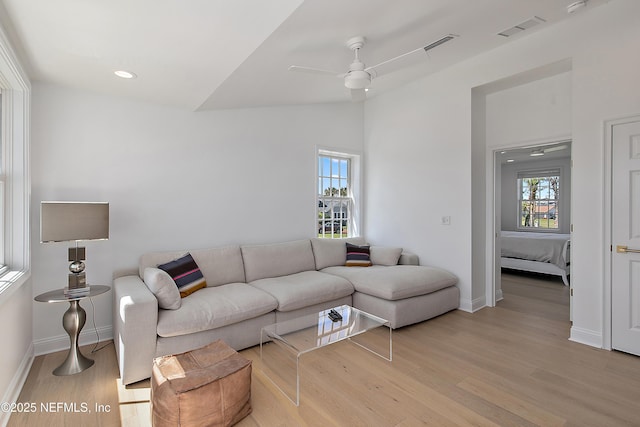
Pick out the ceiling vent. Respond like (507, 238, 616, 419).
(423, 34, 457, 52)
(498, 16, 546, 38)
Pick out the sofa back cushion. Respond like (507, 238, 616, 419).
(370, 246, 403, 266)
(311, 237, 366, 270)
(241, 239, 316, 282)
(139, 245, 245, 287)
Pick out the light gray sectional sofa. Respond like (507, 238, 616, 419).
(113, 238, 459, 385)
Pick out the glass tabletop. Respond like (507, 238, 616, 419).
(261, 305, 389, 356)
(34, 285, 110, 303)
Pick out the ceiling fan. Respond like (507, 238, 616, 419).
(530, 144, 570, 157)
(543, 144, 569, 153)
(288, 34, 458, 102)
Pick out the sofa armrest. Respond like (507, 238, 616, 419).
(398, 251, 419, 265)
(113, 275, 158, 385)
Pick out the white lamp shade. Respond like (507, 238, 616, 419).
(41, 201, 109, 243)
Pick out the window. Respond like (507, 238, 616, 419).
(317, 149, 360, 238)
(517, 169, 560, 230)
(0, 92, 4, 272)
(0, 25, 31, 299)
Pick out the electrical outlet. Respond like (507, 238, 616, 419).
(441, 216, 451, 226)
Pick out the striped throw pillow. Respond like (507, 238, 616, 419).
(345, 243, 372, 267)
(157, 253, 207, 297)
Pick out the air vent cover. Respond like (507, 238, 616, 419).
(423, 35, 456, 52)
(498, 16, 546, 38)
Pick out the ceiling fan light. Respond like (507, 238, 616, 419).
(344, 71, 370, 89)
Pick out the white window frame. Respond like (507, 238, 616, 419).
(516, 168, 561, 232)
(0, 20, 31, 302)
(0, 94, 4, 274)
(316, 147, 362, 238)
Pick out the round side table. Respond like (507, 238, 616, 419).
(35, 285, 110, 376)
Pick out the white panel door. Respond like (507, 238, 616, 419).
(612, 119, 640, 356)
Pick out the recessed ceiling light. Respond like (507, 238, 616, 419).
(530, 151, 545, 157)
(507, 159, 515, 163)
(114, 70, 137, 79)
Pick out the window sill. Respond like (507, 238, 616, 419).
(0, 270, 31, 307)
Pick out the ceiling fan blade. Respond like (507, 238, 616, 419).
(288, 65, 340, 77)
(350, 89, 366, 102)
(365, 34, 458, 73)
(543, 144, 569, 153)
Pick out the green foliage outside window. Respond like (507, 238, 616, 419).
(519, 175, 559, 230)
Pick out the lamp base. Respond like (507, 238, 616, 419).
(68, 272, 86, 289)
(68, 245, 87, 289)
(53, 300, 94, 375)
(68, 246, 86, 263)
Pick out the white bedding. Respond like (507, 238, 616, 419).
(500, 231, 570, 270)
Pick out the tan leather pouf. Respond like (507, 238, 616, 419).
(151, 340, 252, 426)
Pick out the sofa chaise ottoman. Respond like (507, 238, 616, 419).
(311, 238, 459, 328)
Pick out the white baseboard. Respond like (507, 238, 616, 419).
(458, 296, 487, 313)
(0, 343, 34, 427)
(569, 326, 603, 349)
(33, 325, 113, 356)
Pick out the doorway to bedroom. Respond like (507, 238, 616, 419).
(485, 65, 573, 325)
(495, 141, 572, 323)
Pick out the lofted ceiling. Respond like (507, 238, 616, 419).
(1, 0, 611, 111)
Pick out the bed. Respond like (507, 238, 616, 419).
(500, 231, 570, 286)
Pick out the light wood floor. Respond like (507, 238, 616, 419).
(9, 272, 640, 426)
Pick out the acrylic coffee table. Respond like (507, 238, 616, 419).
(260, 305, 392, 405)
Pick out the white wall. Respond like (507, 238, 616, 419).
(500, 157, 571, 233)
(364, 73, 474, 307)
(486, 71, 572, 234)
(0, 280, 33, 425)
(486, 72, 572, 147)
(364, 0, 640, 347)
(30, 83, 363, 352)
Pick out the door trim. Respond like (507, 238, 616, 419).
(603, 113, 640, 351)
(487, 135, 572, 307)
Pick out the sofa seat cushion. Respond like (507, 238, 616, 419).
(157, 283, 278, 338)
(249, 271, 354, 312)
(322, 265, 457, 301)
